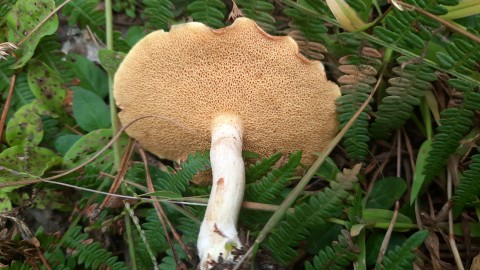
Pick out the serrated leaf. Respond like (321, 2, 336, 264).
(6, 0, 58, 68)
(72, 87, 111, 132)
(99, 49, 126, 75)
(367, 177, 406, 209)
(67, 54, 108, 97)
(0, 145, 61, 192)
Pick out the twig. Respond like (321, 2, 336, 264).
(0, 74, 16, 142)
(376, 201, 400, 265)
(393, 1, 480, 44)
(17, 0, 72, 46)
(139, 148, 182, 269)
(99, 139, 134, 209)
(447, 165, 465, 270)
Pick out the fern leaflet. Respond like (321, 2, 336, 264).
(61, 0, 105, 35)
(60, 226, 128, 270)
(244, 151, 301, 203)
(186, 0, 226, 28)
(371, 56, 437, 139)
(375, 230, 429, 270)
(305, 231, 358, 270)
(245, 152, 282, 183)
(424, 79, 480, 179)
(236, 0, 275, 32)
(336, 50, 382, 161)
(143, 0, 175, 31)
(452, 154, 480, 216)
(264, 187, 349, 265)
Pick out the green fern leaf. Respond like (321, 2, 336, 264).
(236, 0, 275, 32)
(11, 73, 36, 111)
(245, 152, 282, 183)
(375, 230, 428, 270)
(134, 209, 170, 270)
(186, 0, 226, 28)
(153, 150, 211, 195)
(143, 0, 174, 31)
(62, 226, 128, 270)
(371, 57, 437, 139)
(452, 154, 480, 216)
(34, 34, 74, 83)
(336, 51, 382, 161)
(244, 151, 301, 203)
(61, 0, 105, 33)
(305, 232, 357, 270)
(424, 80, 480, 179)
(264, 188, 349, 265)
(435, 30, 480, 75)
(0, 57, 15, 92)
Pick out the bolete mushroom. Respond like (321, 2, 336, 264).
(114, 18, 340, 269)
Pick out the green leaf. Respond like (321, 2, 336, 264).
(98, 49, 126, 75)
(54, 134, 81, 155)
(5, 102, 54, 147)
(67, 54, 108, 97)
(6, 0, 58, 68)
(27, 59, 68, 117)
(63, 129, 113, 168)
(72, 87, 111, 132)
(367, 177, 406, 209)
(0, 191, 13, 212)
(0, 145, 61, 192)
(410, 139, 432, 204)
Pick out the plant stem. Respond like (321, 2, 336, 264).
(104, 0, 136, 268)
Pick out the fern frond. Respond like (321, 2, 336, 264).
(452, 154, 480, 216)
(236, 0, 275, 32)
(336, 51, 381, 161)
(305, 231, 358, 270)
(375, 230, 429, 270)
(11, 74, 35, 111)
(245, 152, 282, 183)
(143, 0, 174, 31)
(264, 188, 349, 265)
(370, 57, 437, 139)
(0, 57, 15, 92)
(244, 151, 301, 203)
(61, 0, 105, 33)
(153, 151, 211, 195)
(34, 35, 74, 83)
(133, 209, 169, 269)
(373, 1, 453, 51)
(186, 0, 226, 28)
(424, 80, 480, 179)
(61, 226, 128, 270)
(435, 29, 480, 75)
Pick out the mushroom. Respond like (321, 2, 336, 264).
(114, 18, 340, 269)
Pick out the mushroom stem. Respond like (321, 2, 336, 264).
(198, 114, 245, 269)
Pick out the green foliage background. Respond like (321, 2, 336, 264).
(1, 0, 479, 269)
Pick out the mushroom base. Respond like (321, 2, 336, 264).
(197, 114, 245, 269)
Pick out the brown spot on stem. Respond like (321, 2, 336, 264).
(213, 223, 226, 238)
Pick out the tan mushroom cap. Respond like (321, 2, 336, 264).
(114, 18, 340, 164)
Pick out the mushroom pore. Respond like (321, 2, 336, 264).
(114, 18, 340, 269)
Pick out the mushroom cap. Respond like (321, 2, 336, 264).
(114, 18, 340, 164)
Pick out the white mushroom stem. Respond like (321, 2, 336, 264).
(198, 114, 245, 269)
